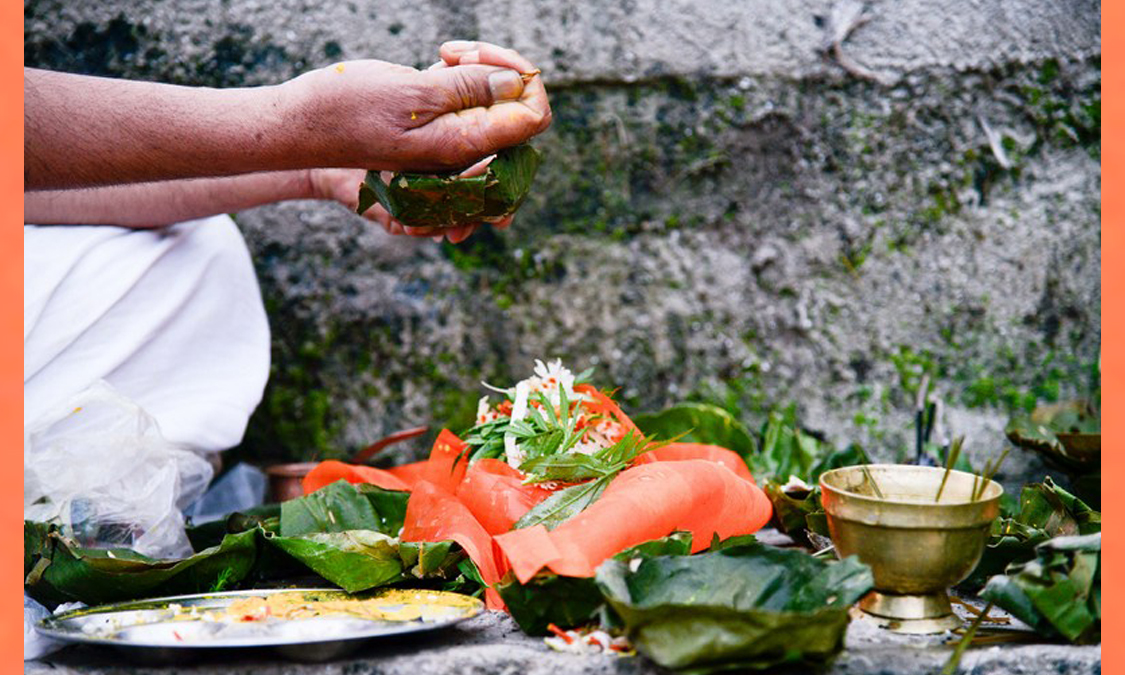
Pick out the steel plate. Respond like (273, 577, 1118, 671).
(37, 588, 484, 662)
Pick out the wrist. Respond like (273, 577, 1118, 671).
(288, 168, 316, 201)
(274, 67, 347, 170)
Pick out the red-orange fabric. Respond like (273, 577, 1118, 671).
(574, 384, 640, 436)
(401, 479, 506, 609)
(301, 429, 468, 496)
(494, 459, 772, 583)
(301, 460, 410, 493)
(456, 459, 553, 535)
(412, 429, 470, 493)
(299, 413, 773, 611)
(636, 442, 757, 483)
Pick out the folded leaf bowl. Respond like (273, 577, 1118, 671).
(819, 465, 1003, 633)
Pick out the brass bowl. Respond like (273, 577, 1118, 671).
(819, 464, 1003, 634)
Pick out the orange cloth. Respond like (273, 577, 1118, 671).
(495, 458, 771, 583)
(301, 421, 773, 610)
(636, 442, 756, 482)
(302, 429, 468, 494)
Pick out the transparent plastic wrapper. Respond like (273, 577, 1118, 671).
(184, 462, 266, 525)
(24, 595, 83, 661)
(24, 381, 213, 559)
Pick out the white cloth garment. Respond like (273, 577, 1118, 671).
(24, 216, 271, 660)
(24, 215, 271, 454)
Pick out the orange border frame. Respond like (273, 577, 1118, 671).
(1102, 3, 1118, 672)
(7, 0, 24, 670)
(6, 5, 1114, 673)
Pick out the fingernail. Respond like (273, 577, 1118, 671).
(489, 70, 524, 101)
(444, 40, 474, 54)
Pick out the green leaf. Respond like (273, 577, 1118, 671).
(598, 430, 661, 467)
(519, 453, 612, 483)
(959, 477, 1100, 590)
(808, 444, 871, 484)
(1016, 477, 1100, 535)
(357, 174, 379, 215)
(398, 540, 462, 578)
(24, 522, 258, 607)
(623, 531, 693, 557)
(186, 503, 281, 551)
(763, 481, 821, 545)
(1005, 402, 1100, 490)
(498, 533, 693, 635)
(265, 529, 403, 593)
(512, 477, 610, 531)
(357, 483, 411, 534)
(750, 412, 824, 484)
(805, 511, 830, 538)
(280, 480, 409, 537)
(440, 558, 488, 598)
(982, 533, 1100, 644)
(595, 543, 873, 672)
(359, 144, 542, 228)
(499, 575, 604, 636)
(634, 403, 757, 460)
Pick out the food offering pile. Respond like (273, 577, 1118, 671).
(23, 361, 888, 671)
(25, 361, 1102, 671)
(305, 359, 775, 607)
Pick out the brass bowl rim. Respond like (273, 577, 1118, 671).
(819, 464, 1004, 508)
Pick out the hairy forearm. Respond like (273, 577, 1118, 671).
(24, 69, 302, 190)
(24, 171, 314, 228)
(25, 48, 551, 192)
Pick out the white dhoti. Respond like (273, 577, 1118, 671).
(24, 215, 271, 454)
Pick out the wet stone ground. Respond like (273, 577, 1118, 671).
(28, 605, 1101, 675)
(27, 531, 1100, 675)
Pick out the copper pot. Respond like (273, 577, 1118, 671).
(264, 426, 429, 502)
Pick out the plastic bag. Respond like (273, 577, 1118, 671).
(24, 381, 213, 559)
(183, 462, 266, 525)
(24, 595, 83, 661)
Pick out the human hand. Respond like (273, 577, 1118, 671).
(308, 165, 513, 244)
(286, 41, 551, 172)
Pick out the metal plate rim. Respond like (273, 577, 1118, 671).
(35, 587, 485, 650)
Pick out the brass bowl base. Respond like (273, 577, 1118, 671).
(858, 591, 961, 634)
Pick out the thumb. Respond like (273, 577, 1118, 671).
(423, 64, 526, 112)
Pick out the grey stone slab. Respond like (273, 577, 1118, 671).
(25, 0, 1100, 85)
(28, 608, 1100, 675)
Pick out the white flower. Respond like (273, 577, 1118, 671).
(570, 438, 606, 456)
(476, 396, 499, 424)
(514, 358, 578, 407)
(502, 359, 600, 470)
(504, 381, 531, 469)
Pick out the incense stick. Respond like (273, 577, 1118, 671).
(972, 449, 1008, 502)
(941, 602, 993, 675)
(934, 436, 964, 502)
(860, 464, 884, 500)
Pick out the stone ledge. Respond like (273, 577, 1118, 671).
(25, 0, 1100, 86)
(29, 608, 1100, 675)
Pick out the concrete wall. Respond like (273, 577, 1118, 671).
(25, 1, 1101, 488)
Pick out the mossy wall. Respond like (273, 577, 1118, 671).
(25, 1, 1101, 487)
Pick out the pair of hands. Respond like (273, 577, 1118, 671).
(298, 41, 551, 244)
